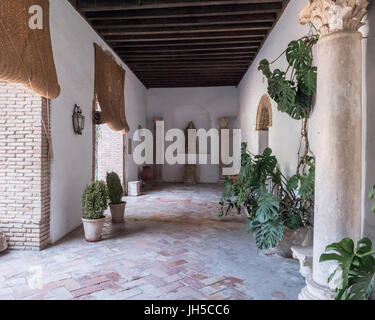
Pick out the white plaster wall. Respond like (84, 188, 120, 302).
(147, 87, 238, 183)
(49, 0, 147, 243)
(238, 0, 374, 241)
(237, 0, 314, 179)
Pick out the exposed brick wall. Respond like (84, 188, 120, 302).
(96, 124, 125, 189)
(0, 81, 50, 250)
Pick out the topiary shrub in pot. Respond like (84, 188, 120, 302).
(106, 171, 126, 223)
(82, 180, 108, 242)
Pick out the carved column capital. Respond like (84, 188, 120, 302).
(299, 0, 368, 37)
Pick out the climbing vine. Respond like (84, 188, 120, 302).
(258, 24, 319, 174)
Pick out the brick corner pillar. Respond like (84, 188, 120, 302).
(297, 0, 369, 299)
(0, 81, 51, 251)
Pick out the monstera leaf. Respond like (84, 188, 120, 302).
(286, 213, 303, 231)
(258, 37, 316, 122)
(349, 255, 375, 300)
(298, 173, 314, 200)
(286, 40, 312, 70)
(250, 217, 284, 250)
(297, 66, 317, 96)
(320, 237, 375, 300)
(258, 59, 272, 78)
(287, 175, 299, 192)
(267, 70, 296, 114)
(254, 192, 279, 223)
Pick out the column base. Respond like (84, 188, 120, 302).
(291, 245, 336, 300)
(299, 275, 336, 300)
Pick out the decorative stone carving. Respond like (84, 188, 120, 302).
(184, 121, 197, 184)
(0, 231, 7, 253)
(256, 94, 272, 131)
(299, 0, 369, 36)
(218, 117, 229, 130)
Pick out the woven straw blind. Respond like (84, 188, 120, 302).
(93, 44, 129, 133)
(0, 0, 60, 99)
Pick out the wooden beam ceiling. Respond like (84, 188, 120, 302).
(71, 0, 289, 88)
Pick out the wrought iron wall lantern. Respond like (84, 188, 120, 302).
(72, 104, 85, 135)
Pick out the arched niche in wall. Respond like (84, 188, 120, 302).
(255, 94, 272, 154)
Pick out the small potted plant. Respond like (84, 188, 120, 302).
(82, 181, 108, 242)
(106, 171, 126, 223)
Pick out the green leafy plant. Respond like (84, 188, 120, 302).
(320, 237, 375, 300)
(82, 181, 108, 219)
(369, 185, 375, 213)
(258, 35, 318, 121)
(219, 143, 314, 250)
(106, 171, 124, 204)
(258, 29, 318, 174)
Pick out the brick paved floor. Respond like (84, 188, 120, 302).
(0, 184, 305, 300)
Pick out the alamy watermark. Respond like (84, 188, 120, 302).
(28, 5, 43, 30)
(132, 121, 241, 176)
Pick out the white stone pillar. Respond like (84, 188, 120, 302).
(153, 117, 163, 185)
(298, 0, 368, 299)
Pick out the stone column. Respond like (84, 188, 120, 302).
(153, 117, 163, 185)
(297, 0, 368, 299)
(218, 117, 229, 182)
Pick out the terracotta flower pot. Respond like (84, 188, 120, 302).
(270, 227, 309, 258)
(141, 166, 153, 181)
(244, 207, 311, 258)
(109, 202, 126, 223)
(82, 217, 105, 242)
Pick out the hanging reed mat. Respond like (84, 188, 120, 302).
(93, 44, 129, 133)
(0, 0, 60, 99)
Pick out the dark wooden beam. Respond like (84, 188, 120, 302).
(98, 22, 272, 36)
(145, 82, 239, 88)
(110, 37, 264, 48)
(121, 55, 254, 63)
(105, 30, 267, 42)
(114, 43, 259, 53)
(128, 60, 252, 67)
(117, 48, 257, 57)
(78, 0, 284, 12)
(131, 67, 249, 73)
(85, 3, 283, 20)
(137, 70, 245, 76)
(91, 13, 277, 28)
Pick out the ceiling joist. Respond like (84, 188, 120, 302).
(70, 0, 289, 88)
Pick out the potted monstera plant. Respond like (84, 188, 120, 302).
(219, 143, 314, 257)
(82, 181, 108, 242)
(106, 171, 126, 223)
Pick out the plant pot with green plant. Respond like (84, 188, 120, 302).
(82, 180, 108, 242)
(106, 171, 126, 223)
(219, 143, 314, 258)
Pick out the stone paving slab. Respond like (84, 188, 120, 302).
(0, 184, 304, 300)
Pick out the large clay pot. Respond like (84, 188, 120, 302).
(270, 227, 309, 258)
(141, 166, 153, 182)
(82, 217, 105, 242)
(109, 202, 126, 223)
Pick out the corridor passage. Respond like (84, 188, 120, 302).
(0, 184, 304, 300)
